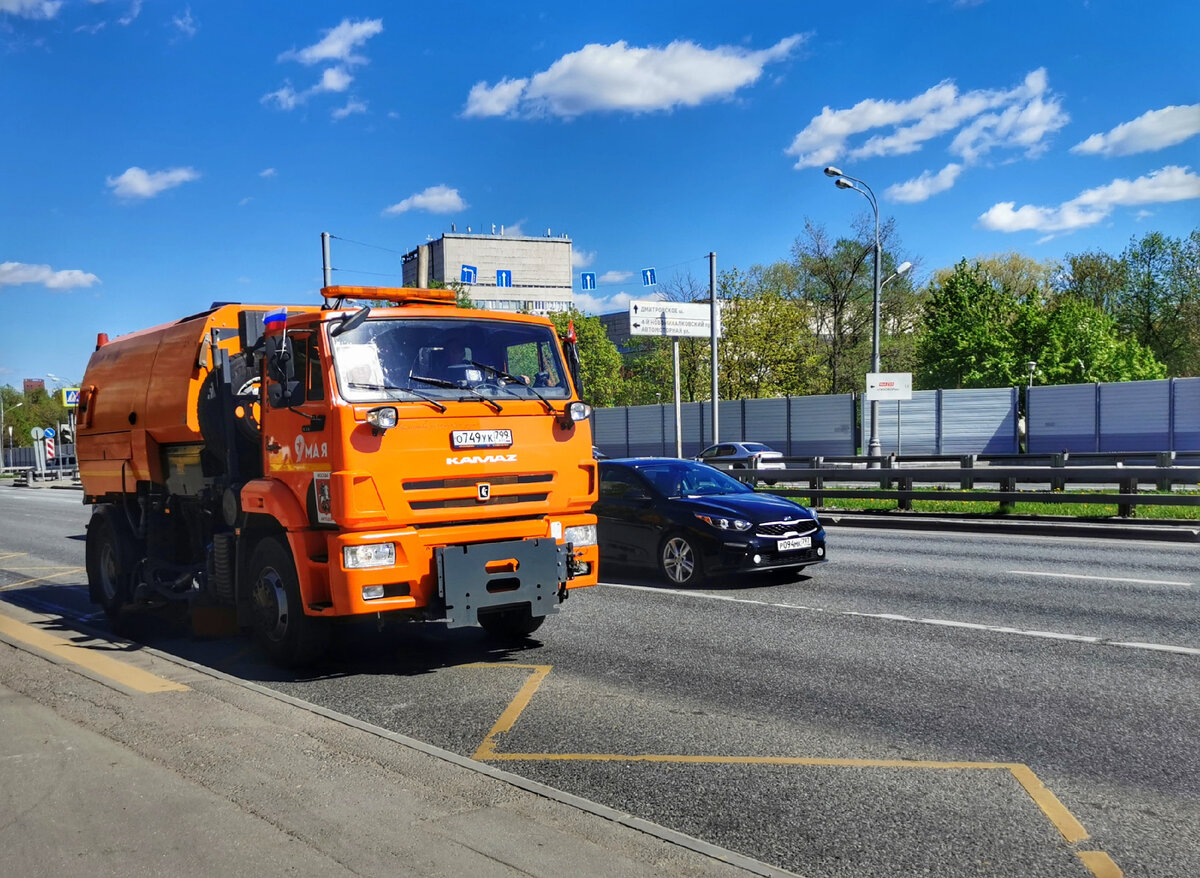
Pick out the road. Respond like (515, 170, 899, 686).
(1, 484, 1197, 877)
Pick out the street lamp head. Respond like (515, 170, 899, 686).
(896, 261, 913, 278)
(823, 166, 843, 178)
(834, 178, 854, 189)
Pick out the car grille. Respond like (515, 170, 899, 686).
(756, 520, 818, 539)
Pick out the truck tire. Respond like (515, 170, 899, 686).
(247, 537, 328, 666)
(85, 510, 139, 632)
(478, 605, 545, 639)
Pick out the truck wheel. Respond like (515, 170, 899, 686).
(478, 606, 545, 639)
(85, 512, 137, 632)
(659, 533, 703, 586)
(248, 537, 328, 666)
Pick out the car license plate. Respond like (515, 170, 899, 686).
(451, 429, 513, 449)
(777, 536, 811, 552)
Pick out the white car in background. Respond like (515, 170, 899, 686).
(694, 442, 787, 485)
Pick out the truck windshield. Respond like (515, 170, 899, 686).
(329, 317, 572, 405)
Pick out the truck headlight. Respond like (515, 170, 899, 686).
(343, 543, 396, 569)
(564, 524, 597, 547)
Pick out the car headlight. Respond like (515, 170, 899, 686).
(343, 542, 396, 569)
(564, 524, 597, 547)
(694, 513, 751, 532)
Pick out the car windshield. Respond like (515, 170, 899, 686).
(636, 462, 753, 498)
(329, 317, 570, 404)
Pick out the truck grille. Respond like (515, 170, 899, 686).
(404, 473, 553, 491)
(410, 493, 549, 510)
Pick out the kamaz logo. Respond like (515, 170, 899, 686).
(446, 454, 517, 465)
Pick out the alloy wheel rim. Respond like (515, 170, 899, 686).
(663, 538, 694, 583)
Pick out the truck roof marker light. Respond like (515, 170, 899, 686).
(96, 333, 109, 349)
(321, 285, 456, 306)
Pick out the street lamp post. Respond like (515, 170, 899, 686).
(1, 401, 22, 470)
(1027, 361, 1037, 389)
(824, 166, 888, 463)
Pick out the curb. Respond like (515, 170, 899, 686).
(822, 512, 1200, 542)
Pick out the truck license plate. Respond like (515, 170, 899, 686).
(452, 429, 513, 449)
(777, 536, 811, 552)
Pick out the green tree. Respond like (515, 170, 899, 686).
(1055, 248, 1128, 314)
(916, 260, 1019, 389)
(545, 309, 624, 407)
(718, 265, 824, 398)
(791, 217, 915, 394)
(1115, 230, 1200, 376)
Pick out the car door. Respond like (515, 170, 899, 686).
(594, 466, 661, 566)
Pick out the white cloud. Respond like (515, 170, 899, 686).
(106, 166, 200, 199)
(332, 98, 367, 120)
(278, 18, 383, 66)
(0, 0, 61, 17)
(1071, 104, 1200, 157)
(262, 67, 354, 110)
(171, 6, 196, 37)
(266, 19, 380, 114)
(598, 270, 632, 283)
(0, 262, 100, 290)
(787, 69, 1067, 200)
(885, 163, 964, 203)
(572, 249, 596, 269)
(979, 165, 1200, 234)
(463, 35, 804, 119)
(259, 167, 277, 178)
(575, 290, 633, 315)
(238, 197, 253, 207)
(382, 185, 467, 215)
(502, 220, 526, 237)
(118, 0, 141, 26)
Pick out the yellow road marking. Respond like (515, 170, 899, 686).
(0, 552, 29, 562)
(468, 662, 552, 760)
(0, 567, 84, 591)
(468, 662, 1116, 869)
(0, 613, 188, 694)
(1009, 764, 1089, 843)
(1078, 850, 1123, 877)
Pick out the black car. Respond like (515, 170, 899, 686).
(595, 458, 826, 586)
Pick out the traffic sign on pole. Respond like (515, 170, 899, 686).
(62, 388, 81, 407)
(45, 436, 56, 460)
(628, 299, 722, 339)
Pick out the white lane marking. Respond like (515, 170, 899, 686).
(600, 582, 1196, 657)
(1009, 570, 1192, 587)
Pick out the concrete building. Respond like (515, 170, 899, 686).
(402, 230, 574, 315)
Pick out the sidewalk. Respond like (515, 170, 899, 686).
(0, 603, 786, 878)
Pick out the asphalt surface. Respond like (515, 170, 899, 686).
(2, 483, 1198, 877)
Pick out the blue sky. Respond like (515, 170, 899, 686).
(3, 0, 1198, 387)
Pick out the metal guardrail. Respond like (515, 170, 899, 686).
(730, 455, 1200, 518)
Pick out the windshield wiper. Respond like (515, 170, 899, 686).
(469, 361, 555, 413)
(347, 381, 447, 413)
(408, 374, 503, 412)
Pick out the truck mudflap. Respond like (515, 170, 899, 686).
(436, 538, 568, 628)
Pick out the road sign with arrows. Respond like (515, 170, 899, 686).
(628, 299, 722, 339)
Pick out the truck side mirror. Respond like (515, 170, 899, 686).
(265, 335, 293, 383)
(267, 380, 304, 408)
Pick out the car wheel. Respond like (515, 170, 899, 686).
(478, 605, 546, 639)
(248, 537, 329, 667)
(659, 533, 703, 586)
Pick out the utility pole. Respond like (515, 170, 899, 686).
(709, 252, 718, 445)
(322, 232, 332, 288)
